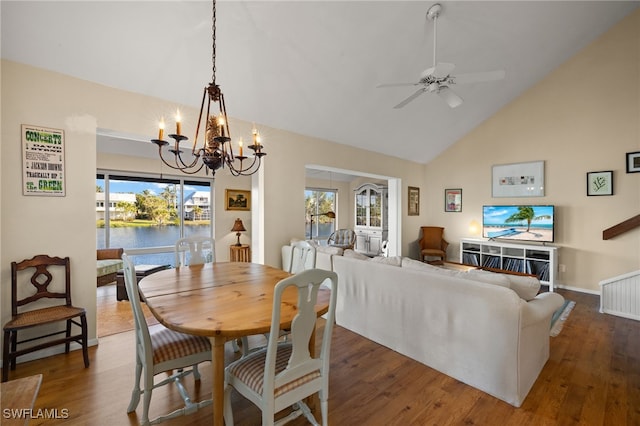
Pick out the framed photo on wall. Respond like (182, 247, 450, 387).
(225, 189, 251, 210)
(408, 186, 420, 216)
(586, 171, 613, 196)
(626, 151, 640, 173)
(444, 188, 462, 212)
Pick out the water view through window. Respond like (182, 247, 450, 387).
(97, 172, 212, 267)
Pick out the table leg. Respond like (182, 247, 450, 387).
(211, 336, 226, 426)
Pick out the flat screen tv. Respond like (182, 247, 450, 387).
(482, 205, 555, 243)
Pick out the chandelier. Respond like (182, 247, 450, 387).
(151, 0, 266, 176)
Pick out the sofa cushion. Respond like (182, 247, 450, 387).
(503, 274, 541, 301)
(400, 257, 462, 277)
(370, 255, 402, 266)
(315, 245, 344, 256)
(343, 249, 370, 261)
(463, 269, 511, 289)
(97, 259, 123, 277)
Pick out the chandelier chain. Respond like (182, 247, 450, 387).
(211, 0, 217, 84)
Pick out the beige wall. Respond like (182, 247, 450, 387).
(424, 9, 640, 292)
(0, 60, 423, 357)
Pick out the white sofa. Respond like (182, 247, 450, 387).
(332, 255, 564, 407)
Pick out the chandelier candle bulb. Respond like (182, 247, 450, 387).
(158, 119, 165, 140)
(238, 138, 243, 157)
(175, 110, 182, 135)
(218, 115, 225, 137)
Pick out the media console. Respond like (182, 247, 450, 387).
(460, 238, 558, 291)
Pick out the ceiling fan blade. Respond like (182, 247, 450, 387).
(376, 82, 418, 88)
(424, 62, 456, 79)
(437, 86, 463, 108)
(452, 70, 506, 85)
(393, 88, 426, 109)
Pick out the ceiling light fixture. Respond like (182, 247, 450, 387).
(151, 0, 266, 176)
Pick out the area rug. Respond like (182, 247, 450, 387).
(550, 300, 575, 337)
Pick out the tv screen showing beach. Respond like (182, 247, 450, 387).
(482, 205, 554, 243)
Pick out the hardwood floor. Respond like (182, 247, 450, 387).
(3, 288, 639, 425)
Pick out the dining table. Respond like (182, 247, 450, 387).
(137, 261, 331, 426)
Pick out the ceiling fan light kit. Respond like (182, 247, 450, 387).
(377, 2, 505, 109)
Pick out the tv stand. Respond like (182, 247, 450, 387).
(460, 238, 558, 291)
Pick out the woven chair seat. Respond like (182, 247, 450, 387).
(4, 305, 86, 330)
(149, 324, 211, 365)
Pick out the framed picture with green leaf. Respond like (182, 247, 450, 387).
(586, 171, 613, 196)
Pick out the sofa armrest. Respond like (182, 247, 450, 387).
(97, 248, 123, 260)
(521, 292, 565, 328)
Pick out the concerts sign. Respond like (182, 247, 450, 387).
(22, 124, 66, 196)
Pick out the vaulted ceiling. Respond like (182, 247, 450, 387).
(2, 1, 639, 164)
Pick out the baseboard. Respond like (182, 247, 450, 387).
(554, 284, 600, 296)
(0, 338, 98, 368)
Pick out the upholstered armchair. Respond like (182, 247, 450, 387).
(419, 226, 448, 262)
(96, 248, 124, 286)
(327, 229, 356, 250)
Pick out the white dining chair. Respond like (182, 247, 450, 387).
(174, 236, 215, 267)
(289, 240, 316, 273)
(223, 269, 338, 426)
(121, 254, 212, 426)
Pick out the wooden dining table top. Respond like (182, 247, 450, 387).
(137, 261, 331, 338)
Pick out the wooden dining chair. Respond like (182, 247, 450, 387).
(2, 254, 89, 382)
(223, 269, 338, 426)
(174, 236, 215, 267)
(121, 254, 212, 426)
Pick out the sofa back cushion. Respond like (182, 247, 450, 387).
(502, 274, 541, 301)
(463, 269, 511, 289)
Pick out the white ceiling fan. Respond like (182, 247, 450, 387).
(378, 3, 505, 109)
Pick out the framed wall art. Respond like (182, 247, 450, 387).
(225, 189, 251, 211)
(408, 186, 420, 216)
(22, 124, 66, 196)
(444, 188, 462, 212)
(492, 160, 544, 197)
(586, 171, 613, 196)
(626, 151, 640, 173)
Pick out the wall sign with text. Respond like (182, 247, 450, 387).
(22, 124, 66, 196)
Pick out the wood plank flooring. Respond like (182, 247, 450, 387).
(3, 287, 639, 425)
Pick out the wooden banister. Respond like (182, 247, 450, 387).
(603, 214, 640, 240)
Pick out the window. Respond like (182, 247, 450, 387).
(97, 172, 213, 266)
(305, 188, 336, 241)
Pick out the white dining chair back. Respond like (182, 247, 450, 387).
(223, 268, 338, 426)
(122, 254, 212, 426)
(289, 240, 316, 274)
(174, 236, 215, 267)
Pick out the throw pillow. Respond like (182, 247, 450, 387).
(343, 249, 370, 261)
(463, 269, 511, 289)
(370, 255, 402, 266)
(503, 274, 541, 301)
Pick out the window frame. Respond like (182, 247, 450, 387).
(97, 170, 214, 259)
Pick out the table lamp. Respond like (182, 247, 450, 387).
(231, 218, 246, 246)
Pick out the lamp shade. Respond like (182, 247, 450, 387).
(325, 211, 336, 219)
(231, 218, 246, 232)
